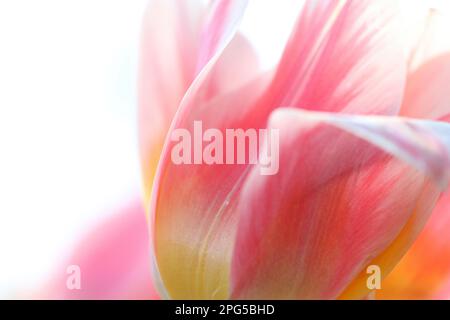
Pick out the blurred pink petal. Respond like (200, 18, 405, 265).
(264, 0, 405, 115)
(407, 7, 450, 72)
(39, 200, 158, 300)
(401, 54, 450, 121)
(196, 0, 249, 70)
(138, 0, 254, 199)
(231, 108, 450, 299)
(401, 5, 450, 119)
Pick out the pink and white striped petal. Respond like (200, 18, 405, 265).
(264, 0, 406, 115)
(231, 108, 450, 299)
(139, 0, 253, 198)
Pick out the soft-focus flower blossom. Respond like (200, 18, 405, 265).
(35, 200, 158, 300)
(140, 0, 450, 299)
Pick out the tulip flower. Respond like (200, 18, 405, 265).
(140, 0, 450, 300)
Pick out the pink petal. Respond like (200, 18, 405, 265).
(196, 0, 249, 71)
(138, 0, 203, 197)
(138, 0, 253, 198)
(400, 7, 450, 120)
(231, 108, 449, 299)
(150, 74, 270, 299)
(264, 0, 406, 115)
(38, 200, 158, 299)
(291, 110, 450, 187)
(407, 7, 450, 72)
(400, 54, 450, 121)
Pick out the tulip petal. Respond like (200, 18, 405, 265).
(196, 0, 249, 70)
(400, 7, 450, 121)
(139, 0, 254, 199)
(38, 200, 158, 299)
(150, 73, 271, 300)
(407, 7, 450, 72)
(231, 108, 449, 299)
(379, 191, 450, 299)
(295, 110, 450, 188)
(400, 54, 450, 121)
(264, 0, 406, 115)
